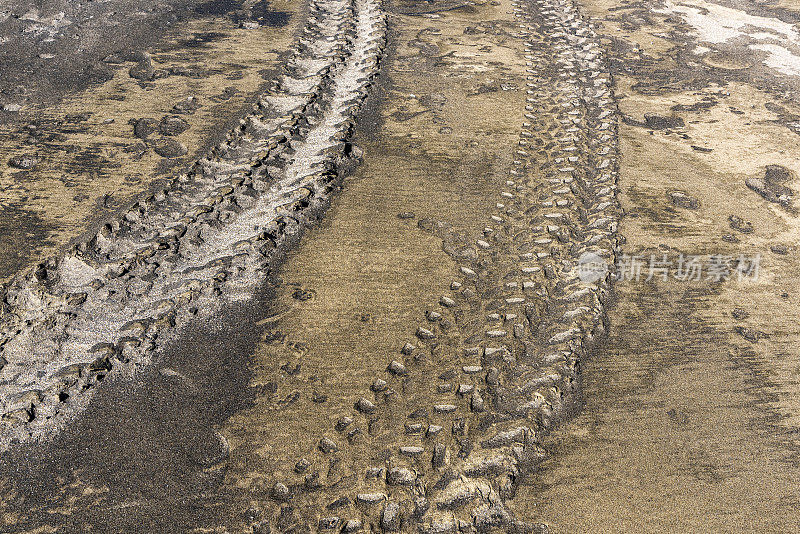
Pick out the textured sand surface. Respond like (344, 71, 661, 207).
(1, 0, 800, 532)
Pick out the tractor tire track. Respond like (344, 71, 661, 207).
(237, 0, 622, 531)
(0, 0, 387, 451)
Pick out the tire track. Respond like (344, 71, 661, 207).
(0, 0, 387, 451)
(1, 0, 620, 530)
(242, 0, 622, 531)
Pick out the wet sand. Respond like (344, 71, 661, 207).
(0, 0, 300, 280)
(0, 0, 530, 530)
(2, 0, 800, 531)
(517, 0, 800, 531)
(520, 278, 800, 532)
(211, 1, 529, 527)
